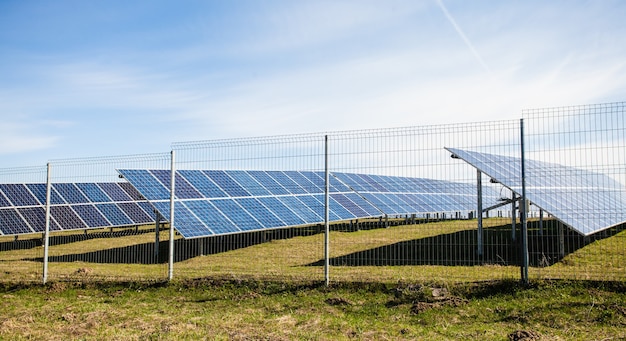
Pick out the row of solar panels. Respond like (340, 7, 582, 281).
(119, 170, 499, 239)
(447, 147, 626, 236)
(0, 182, 156, 236)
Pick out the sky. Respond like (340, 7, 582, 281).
(1, 0, 625, 167)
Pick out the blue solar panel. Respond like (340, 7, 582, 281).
(446, 147, 626, 236)
(17, 207, 48, 233)
(204, 170, 250, 197)
(95, 203, 133, 226)
(171, 201, 211, 238)
(277, 196, 322, 224)
(0, 209, 33, 235)
(0, 179, 159, 237)
(119, 182, 147, 201)
(118, 167, 503, 239)
(236, 197, 286, 228)
(54, 183, 89, 204)
(0, 192, 11, 208)
(150, 170, 203, 199)
(76, 183, 111, 203)
(118, 202, 153, 224)
(266, 171, 308, 195)
(183, 200, 239, 235)
(51, 206, 86, 230)
(178, 170, 228, 198)
(211, 199, 263, 231)
(98, 183, 133, 202)
(331, 193, 369, 217)
(226, 171, 271, 197)
(247, 171, 290, 195)
(284, 171, 323, 193)
(120, 170, 170, 200)
(72, 204, 111, 228)
(0, 184, 40, 206)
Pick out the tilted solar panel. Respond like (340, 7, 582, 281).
(446, 147, 626, 236)
(119, 169, 500, 239)
(0, 182, 157, 237)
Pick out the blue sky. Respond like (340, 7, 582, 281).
(1, 0, 625, 167)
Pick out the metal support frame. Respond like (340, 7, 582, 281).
(168, 150, 176, 281)
(511, 193, 517, 241)
(42, 163, 52, 284)
(155, 212, 161, 260)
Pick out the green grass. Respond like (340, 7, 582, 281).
(1, 218, 624, 283)
(1, 219, 625, 339)
(0, 279, 624, 340)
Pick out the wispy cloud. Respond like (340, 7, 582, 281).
(435, 0, 490, 74)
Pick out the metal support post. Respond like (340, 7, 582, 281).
(477, 169, 483, 257)
(520, 119, 530, 284)
(155, 212, 161, 260)
(168, 150, 176, 281)
(511, 193, 516, 241)
(324, 135, 330, 286)
(42, 163, 52, 284)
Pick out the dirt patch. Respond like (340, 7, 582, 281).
(410, 296, 467, 314)
(508, 330, 542, 340)
(325, 297, 352, 306)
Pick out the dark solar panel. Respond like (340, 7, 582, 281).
(0, 209, 33, 235)
(0, 184, 40, 206)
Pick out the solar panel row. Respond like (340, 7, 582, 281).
(119, 169, 499, 239)
(446, 147, 626, 236)
(0, 182, 156, 236)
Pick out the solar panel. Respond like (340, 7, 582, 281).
(446, 147, 626, 236)
(0, 182, 157, 237)
(119, 169, 500, 239)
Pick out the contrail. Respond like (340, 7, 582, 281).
(436, 0, 491, 74)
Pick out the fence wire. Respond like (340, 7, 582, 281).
(0, 102, 624, 284)
(523, 102, 626, 281)
(0, 166, 47, 283)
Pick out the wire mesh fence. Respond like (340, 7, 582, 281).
(523, 102, 626, 281)
(0, 166, 47, 283)
(0, 102, 624, 284)
(36, 154, 170, 282)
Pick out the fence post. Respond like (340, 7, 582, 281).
(324, 135, 330, 286)
(477, 169, 483, 258)
(168, 150, 176, 281)
(42, 163, 52, 284)
(520, 119, 529, 284)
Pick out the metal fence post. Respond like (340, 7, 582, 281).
(477, 169, 483, 258)
(324, 135, 330, 286)
(168, 150, 176, 281)
(42, 163, 52, 284)
(520, 119, 529, 284)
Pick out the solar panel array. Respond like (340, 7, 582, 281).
(446, 147, 626, 236)
(0, 182, 156, 236)
(119, 169, 500, 239)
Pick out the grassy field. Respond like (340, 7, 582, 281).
(0, 279, 625, 340)
(1, 218, 625, 339)
(1, 217, 624, 284)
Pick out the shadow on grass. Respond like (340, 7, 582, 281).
(16, 219, 625, 267)
(307, 220, 626, 267)
(25, 225, 323, 265)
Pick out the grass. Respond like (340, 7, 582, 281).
(1, 217, 624, 283)
(0, 279, 624, 340)
(1, 218, 624, 339)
